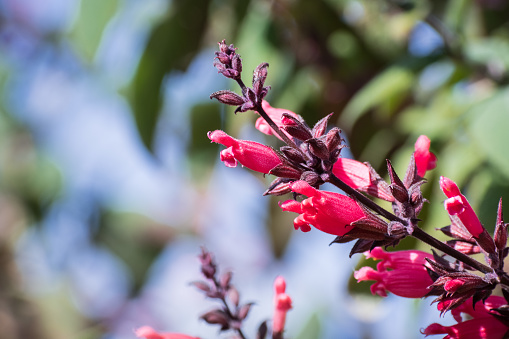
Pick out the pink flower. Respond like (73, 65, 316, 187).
(135, 326, 200, 339)
(423, 296, 509, 339)
(279, 180, 366, 236)
(354, 248, 433, 298)
(364, 247, 433, 271)
(414, 135, 437, 177)
(273, 276, 292, 335)
(447, 296, 506, 322)
(440, 176, 484, 238)
(255, 101, 299, 140)
(332, 158, 370, 189)
(331, 158, 394, 201)
(422, 318, 508, 339)
(354, 266, 432, 298)
(208, 130, 282, 174)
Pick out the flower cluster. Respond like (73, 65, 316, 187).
(139, 40, 509, 339)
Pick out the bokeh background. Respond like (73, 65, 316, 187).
(1, 0, 509, 338)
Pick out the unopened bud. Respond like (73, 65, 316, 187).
(312, 113, 333, 138)
(325, 127, 343, 151)
(281, 113, 313, 141)
(210, 90, 245, 106)
(494, 198, 508, 251)
(307, 138, 329, 160)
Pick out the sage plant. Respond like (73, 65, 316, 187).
(137, 40, 509, 339)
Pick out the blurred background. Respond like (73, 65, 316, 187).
(0, 0, 509, 338)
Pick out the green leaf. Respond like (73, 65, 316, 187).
(70, 0, 118, 61)
(340, 65, 414, 130)
(295, 313, 322, 339)
(468, 88, 509, 180)
(465, 37, 509, 71)
(187, 103, 222, 182)
(130, 0, 211, 152)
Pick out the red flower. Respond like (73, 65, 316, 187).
(423, 296, 509, 339)
(440, 176, 484, 238)
(208, 130, 282, 174)
(422, 318, 508, 339)
(255, 101, 298, 141)
(354, 248, 434, 298)
(279, 180, 366, 236)
(414, 135, 437, 177)
(273, 276, 292, 335)
(331, 158, 394, 201)
(135, 326, 200, 339)
(364, 247, 433, 271)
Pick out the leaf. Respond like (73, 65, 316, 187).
(340, 65, 415, 131)
(130, 0, 211, 152)
(468, 88, 509, 181)
(465, 38, 509, 72)
(70, 0, 118, 61)
(295, 313, 321, 339)
(187, 103, 222, 182)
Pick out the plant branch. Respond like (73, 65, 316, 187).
(326, 172, 494, 274)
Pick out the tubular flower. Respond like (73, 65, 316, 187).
(354, 266, 433, 298)
(279, 180, 366, 236)
(364, 247, 433, 272)
(423, 296, 509, 339)
(447, 296, 506, 322)
(354, 248, 434, 298)
(255, 100, 299, 140)
(135, 326, 200, 339)
(332, 158, 394, 201)
(414, 135, 437, 177)
(273, 276, 292, 335)
(422, 318, 508, 339)
(208, 130, 282, 174)
(440, 176, 484, 238)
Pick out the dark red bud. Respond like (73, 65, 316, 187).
(312, 113, 333, 138)
(476, 228, 497, 256)
(210, 90, 245, 106)
(494, 198, 508, 251)
(269, 164, 302, 179)
(256, 321, 268, 339)
(307, 138, 329, 160)
(215, 54, 230, 65)
(390, 184, 409, 203)
(228, 287, 240, 307)
(201, 309, 230, 328)
(300, 171, 321, 186)
(238, 302, 254, 320)
(263, 178, 293, 196)
(325, 127, 343, 151)
(232, 54, 242, 74)
(280, 146, 306, 163)
(253, 63, 269, 95)
(190, 281, 211, 293)
(387, 160, 406, 190)
(280, 113, 312, 141)
(220, 271, 232, 289)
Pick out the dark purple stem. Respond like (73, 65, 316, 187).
(234, 78, 303, 153)
(326, 173, 493, 274)
(212, 279, 247, 339)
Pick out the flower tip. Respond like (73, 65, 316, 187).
(274, 276, 286, 294)
(289, 180, 316, 196)
(415, 135, 430, 149)
(135, 326, 163, 339)
(439, 176, 460, 197)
